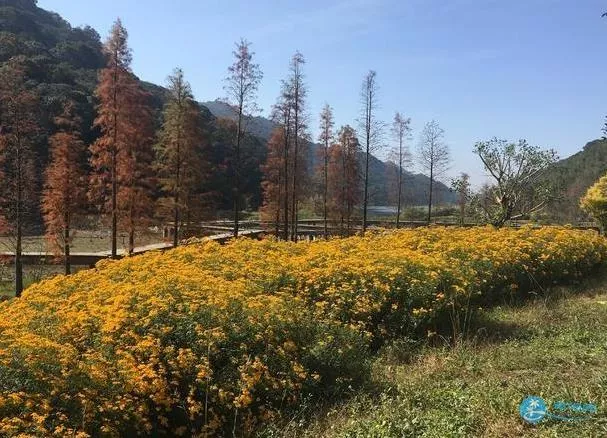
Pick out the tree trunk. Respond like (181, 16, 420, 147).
(396, 137, 403, 229)
(362, 94, 372, 235)
(324, 141, 328, 239)
(275, 172, 282, 237)
(342, 152, 346, 236)
(15, 136, 23, 297)
(174, 126, 181, 247)
(234, 106, 243, 238)
(396, 167, 402, 228)
(427, 164, 433, 224)
(283, 126, 290, 241)
(64, 211, 71, 275)
(173, 201, 179, 247)
(15, 217, 22, 297)
(111, 58, 118, 259)
(460, 201, 465, 226)
(111, 150, 117, 258)
(363, 144, 369, 235)
(128, 228, 135, 255)
(291, 137, 298, 242)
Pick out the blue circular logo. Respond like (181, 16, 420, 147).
(520, 396, 547, 424)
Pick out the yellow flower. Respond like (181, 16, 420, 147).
(0, 225, 604, 435)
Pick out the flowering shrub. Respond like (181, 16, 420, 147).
(0, 226, 605, 436)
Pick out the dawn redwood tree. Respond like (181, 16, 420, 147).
(260, 127, 285, 236)
(328, 125, 361, 234)
(418, 120, 450, 223)
(391, 112, 411, 228)
(42, 101, 86, 275)
(156, 68, 208, 247)
(117, 87, 156, 255)
(359, 70, 384, 234)
(0, 61, 39, 297)
(271, 54, 308, 242)
(285, 52, 308, 241)
(271, 93, 293, 240)
(89, 18, 141, 258)
(225, 39, 263, 237)
(318, 104, 334, 238)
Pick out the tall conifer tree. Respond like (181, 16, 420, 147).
(90, 19, 154, 256)
(225, 39, 262, 237)
(318, 104, 334, 238)
(0, 61, 39, 296)
(42, 101, 86, 274)
(156, 68, 209, 246)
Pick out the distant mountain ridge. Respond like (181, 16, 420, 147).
(203, 100, 456, 206)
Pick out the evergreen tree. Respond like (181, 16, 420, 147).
(318, 104, 334, 238)
(156, 68, 209, 246)
(117, 86, 156, 255)
(89, 19, 154, 256)
(225, 39, 262, 237)
(328, 125, 361, 234)
(0, 60, 39, 296)
(271, 94, 293, 240)
(260, 127, 285, 237)
(359, 70, 383, 234)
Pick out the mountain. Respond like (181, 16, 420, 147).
(0, 0, 454, 222)
(544, 138, 607, 223)
(203, 100, 456, 206)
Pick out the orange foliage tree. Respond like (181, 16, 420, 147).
(260, 127, 285, 236)
(116, 89, 156, 255)
(0, 60, 39, 297)
(42, 101, 86, 274)
(89, 19, 155, 256)
(328, 125, 361, 235)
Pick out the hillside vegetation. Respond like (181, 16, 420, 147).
(546, 139, 607, 223)
(0, 226, 605, 436)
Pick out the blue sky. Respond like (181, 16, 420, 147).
(39, 0, 607, 186)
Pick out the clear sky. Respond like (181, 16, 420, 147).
(38, 0, 607, 186)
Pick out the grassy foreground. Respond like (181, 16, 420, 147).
(266, 277, 607, 437)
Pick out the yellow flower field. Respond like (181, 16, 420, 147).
(0, 226, 605, 436)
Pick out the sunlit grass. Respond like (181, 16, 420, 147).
(264, 275, 607, 437)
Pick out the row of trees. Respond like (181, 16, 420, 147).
(0, 16, 562, 296)
(259, 62, 458, 240)
(0, 19, 264, 296)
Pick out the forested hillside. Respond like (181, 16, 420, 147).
(545, 138, 607, 222)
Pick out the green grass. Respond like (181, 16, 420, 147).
(261, 275, 607, 437)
